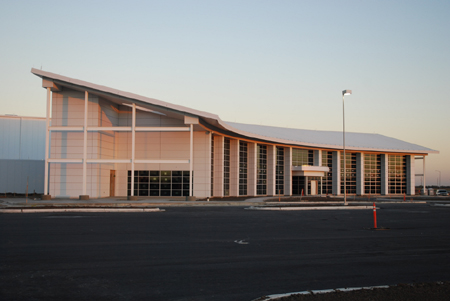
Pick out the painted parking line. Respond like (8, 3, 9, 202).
(253, 285, 390, 300)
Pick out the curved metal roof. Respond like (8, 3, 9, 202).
(225, 122, 437, 153)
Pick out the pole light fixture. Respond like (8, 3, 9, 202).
(342, 90, 352, 206)
(343, 90, 352, 96)
(435, 170, 441, 187)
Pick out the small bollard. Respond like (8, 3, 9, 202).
(373, 202, 377, 229)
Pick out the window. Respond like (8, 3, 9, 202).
(211, 135, 214, 196)
(293, 149, 314, 166)
(341, 152, 356, 194)
(224, 138, 230, 196)
(239, 141, 248, 196)
(257, 144, 267, 195)
(128, 170, 191, 197)
(388, 155, 406, 194)
(276, 147, 284, 195)
(364, 154, 381, 194)
(322, 151, 333, 194)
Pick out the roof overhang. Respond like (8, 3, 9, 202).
(31, 68, 439, 155)
(292, 166, 329, 177)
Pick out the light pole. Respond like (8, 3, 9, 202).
(342, 90, 352, 206)
(436, 170, 441, 187)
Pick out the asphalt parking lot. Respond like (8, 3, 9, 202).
(1, 203, 450, 300)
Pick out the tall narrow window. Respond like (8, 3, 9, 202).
(211, 135, 214, 196)
(364, 154, 381, 194)
(257, 144, 267, 195)
(341, 152, 357, 194)
(322, 151, 333, 194)
(239, 141, 248, 196)
(223, 138, 230, 196)
(276, 147, 284, 195)
(388, 155, 406, 194)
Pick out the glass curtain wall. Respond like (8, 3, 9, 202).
(276, 147, 284, 195)
(292, 149, 314, 166)
(239, 141, 248, 195)
(322, 151, 333, 194)
(128, 170, 190, 196)
(211, 135, 214, 196)
(257, 144, 267, 195)
(223, 138, 230, 196)
(388, 155, 406, 194)
(341, 152, 357, 194)
(364, 154, 381, 194)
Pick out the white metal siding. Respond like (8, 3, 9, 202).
(0, 117, 46, 160)
(0, 116, 46, 193)
(0, 159, 44, 194)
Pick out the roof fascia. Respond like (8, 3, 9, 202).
(31, 69, 439, 155)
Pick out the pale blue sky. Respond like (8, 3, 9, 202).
(1, 0, 449, 185)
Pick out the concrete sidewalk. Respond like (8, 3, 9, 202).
(0, 196, 269, 210)
(1, 195, 444, 213)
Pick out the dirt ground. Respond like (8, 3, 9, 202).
(273, 282, 450, 301)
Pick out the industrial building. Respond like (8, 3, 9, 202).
(0, 115, 46, 195)
(31, 68, 437, 199)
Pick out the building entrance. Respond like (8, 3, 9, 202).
(292, 176, 305, 195)
(110, 170, 115, 197)
(292, 176, 322, 195)
(310, 180, 318, 195)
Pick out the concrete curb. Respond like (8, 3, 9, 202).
(0, 208, 164, 213)
(253, 285, 390, 300)
(246, 205, 374, 211)
(0, 202, 258, 209)
(430, 203, 450, 207)
(265, 201, 427, 205)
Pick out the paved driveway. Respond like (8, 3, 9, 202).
(1, 204, 450, 300)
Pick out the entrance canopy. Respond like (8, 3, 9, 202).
(292, 166, 329, 177)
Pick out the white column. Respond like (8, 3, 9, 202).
(213, 135, 224, 197)
(248, 142, 257, 196)
(304, 176, 308, 195)
(230, 139, 239, 196)
(314, 150, 323, 195)
(130, 103, 136, 197)
(44, 87, 51, 196)
(82, 91, 88, 197)
(332, 151, 341, 195)
(406, 155, 415, 195)
(423, 155, 426, 194)
(381, 154, 388, 195)
(207, 132, 212, 198)
(189, 124, 193, 196)
(314, 150, 322, 166)
(320, 177, 323, 195)
(356, 153, 364, 195)
(284, 147, 292, 196)
(267, 145, 276, 196)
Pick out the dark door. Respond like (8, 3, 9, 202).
(110, 170, 115, 197)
